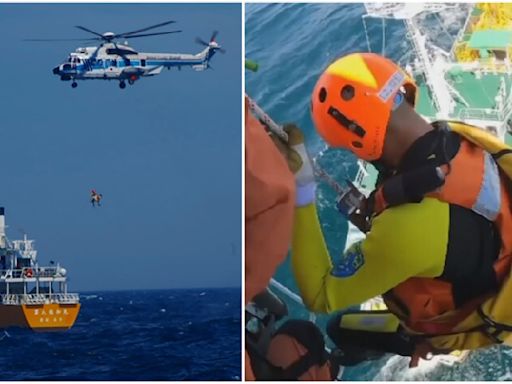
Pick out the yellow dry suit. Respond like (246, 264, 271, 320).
(292, 121, 512, 351)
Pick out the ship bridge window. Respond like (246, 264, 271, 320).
(16, 258, 31, 268)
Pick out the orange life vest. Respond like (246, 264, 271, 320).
(372, 129, 512, 336)
(245, 97, 296, 380)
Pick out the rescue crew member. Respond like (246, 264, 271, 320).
(245, 97, 334, 380)
(91, 189, 103, 207)
(277, 52, 512, 366)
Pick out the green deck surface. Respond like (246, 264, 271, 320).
(359, 162, 378, 192)
(416, 70, 512, 120)
(506, 132, 512, 146)
(468, 30, 512, 49)
(417, 83, 438, 118)
(452, 72, 510, 109)
(471, 7, 484, 17)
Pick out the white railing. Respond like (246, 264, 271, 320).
(1, 293, 79, 305)
(457, 107, 503, 121)
(52, 293, 80, 304)
(0, 267, 60, 279)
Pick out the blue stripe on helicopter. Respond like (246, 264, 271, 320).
(74, 60, 205, 71)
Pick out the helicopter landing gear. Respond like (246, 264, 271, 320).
(71, 82, 78, 88)
(119, 81, 126, 89)
(128, 79, 135, 85)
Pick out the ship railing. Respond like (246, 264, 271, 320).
(1, 294, 45, 305)
(0, 267, 60, 279)
(1, 293, 79, 305)
(52, 293, 80, 304)
(448, 59, 512, 74)
(32, 267, 60, 278)
(457, 108, 503, 121)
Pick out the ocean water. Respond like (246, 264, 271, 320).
(246, 3, 512, 380)
(0, 288, 241, 380)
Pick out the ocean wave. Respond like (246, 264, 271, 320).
(0, 288, 240, 380)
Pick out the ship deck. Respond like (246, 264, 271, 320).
(416, 70, 512, 120)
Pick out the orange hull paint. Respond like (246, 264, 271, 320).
(0, 303, 80, 331)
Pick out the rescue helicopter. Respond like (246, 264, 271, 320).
(26, 21, 225, 89)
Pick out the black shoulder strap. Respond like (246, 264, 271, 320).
(369, 122, 461, 213)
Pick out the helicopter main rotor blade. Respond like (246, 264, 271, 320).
(210, 30, 219, 42)
(195, 37, 209, 46)
(118, 20, 176, 38)
(121, 30, 182, 39)
(24, 37, 101, 42)
(75, 25, 105, 39)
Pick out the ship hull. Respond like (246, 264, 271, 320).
(0, 303, 80, 331)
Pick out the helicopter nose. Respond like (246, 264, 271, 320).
(52, 66, 60, 75)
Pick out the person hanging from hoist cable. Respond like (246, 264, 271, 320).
(91, 189, 103, 207)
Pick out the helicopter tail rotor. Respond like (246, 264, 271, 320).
(195, 30, 226, 54)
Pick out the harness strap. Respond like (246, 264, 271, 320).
(368, 124, 457, 217)
(476, 306, 512, 344)
(493, 149, 512, 161)
(246, 333, 286, 381)
(274, 319, 330, 380)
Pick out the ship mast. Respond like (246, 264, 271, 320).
(0, 208, 6, 249)
(363, 3, 458, 119)
(404, 17, 454, 118)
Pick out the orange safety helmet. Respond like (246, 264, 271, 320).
(311, 53, 417, 161)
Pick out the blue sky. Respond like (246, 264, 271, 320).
(0, 3, 241, 291)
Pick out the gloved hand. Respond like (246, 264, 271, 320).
(409, 341, 450, 368)
(269, 124, 316, 206)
